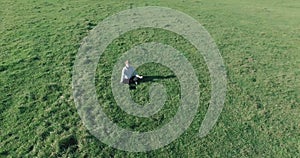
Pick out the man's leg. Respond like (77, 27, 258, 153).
(129, 76, 137, 89)
(129, 76, 139, 85)
(122, 79, 130, 84)
(133, 76, 139, 85)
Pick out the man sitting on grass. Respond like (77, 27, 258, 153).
(120, 60, 143, 89)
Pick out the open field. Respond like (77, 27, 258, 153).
(0, 0, 299, 157)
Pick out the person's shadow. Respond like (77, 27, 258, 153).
(140, 75, 176, 83)
(129, 75, 176, 90)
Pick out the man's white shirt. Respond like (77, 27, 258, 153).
(120, 66, 137, 82)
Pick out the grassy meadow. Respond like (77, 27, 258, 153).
(0, 0, 299, 157)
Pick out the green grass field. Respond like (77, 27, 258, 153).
(1, 0, 299, 157)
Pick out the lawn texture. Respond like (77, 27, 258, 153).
(0, 0, 299, 157)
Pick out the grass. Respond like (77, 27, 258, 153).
(0, 0, 299, 157)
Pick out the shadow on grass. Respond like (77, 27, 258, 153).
(140, 75, 176, 83)
(129, 75, 176, 90)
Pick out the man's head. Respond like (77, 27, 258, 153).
(125, 60, 130, 68)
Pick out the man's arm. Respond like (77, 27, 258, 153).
(120, 68, 125, 83)
(132, 68, 143, 79)
(135, 74, 143, 79)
